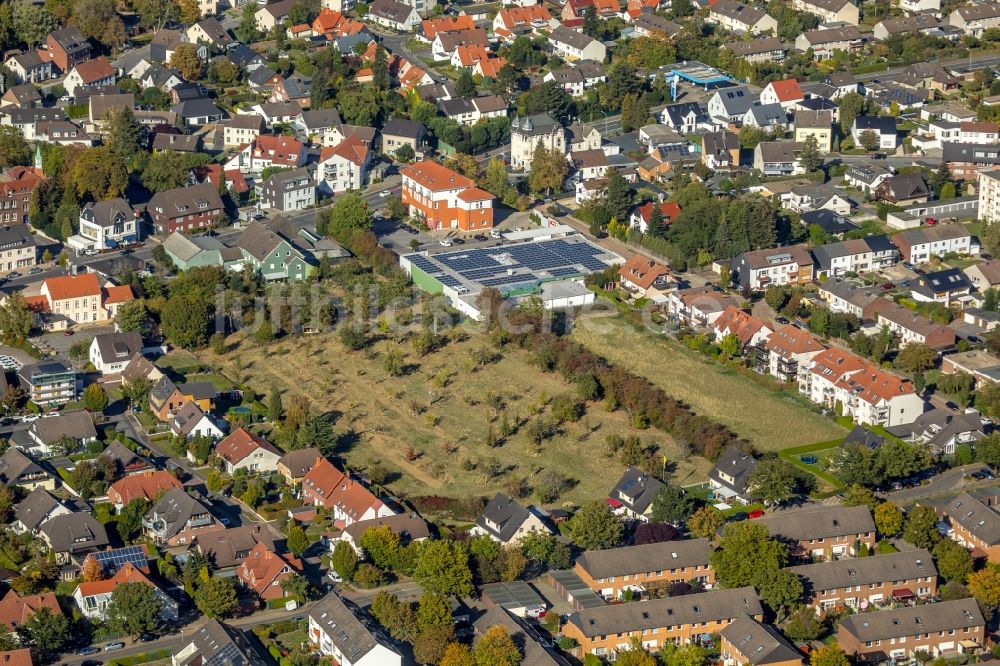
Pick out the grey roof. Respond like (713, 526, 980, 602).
(800, 209, 859, 234)
(146, 487, 212, 538)
(913, 267, 970, 294)
(341, 513, 431, 544)
(170, 98, 224, 120)
(839, 598, 983, 642)
(229, 44, 266, 69)
(550, 25, 600, 51)
(878, 14, 939, 35)
(382, 118, 425, 139)
(841, 424, 885, 450)
(725, 36, 786, 57)
(714, 87, 754, 115)
(248, 67, 278, 87)
(475, 493, 533, 542)
(194, 524, 277, 569)
(102, 440, 148, 471)
(704, 130, 740, 155)
(511, 113, 562, 137)
(6, 108, 65, 124)
(795, 109, 832, 129)
(48, 27, 90, 55)
(227, 114, 265, 131)
(904, 409, 986, 451)
(473, 605, 569, 665)
(89, 93, 135, 121)
(149, 376, 179, 406)
(29, 411, 97, 444)
(942, 492, 1000, 545)
(754, 504, 875, 542)
(711, 0, 769, 26)
(746, 104, 787, 126)
(262, 166, 313, 194)
(576, 539, 712, 579)
(893, 224, 971, 245)
(845, 163, 892, 186)
(308, 592, 399, 663)
(192, 17, 233, 46)
(788, 549, 935, 593)
(662, 102, 705, 127)
(0, 449, 43, 485)
(81, 198, 134, 228)
(297, 108, 342, 131)
(609, 466, 664, 515)
(277, 447, 322, 479)
(3, 84, 42, 107)
(152, 132, 202, 152)
(369, 0, 416, 22)
(720, 614, 803, 666)
(148, 183, 224, 220)
(171, 401, 208, 438)
(709, 445, 758, 495)
(40, 513, 109, 554)
(175, 618, 267, 666)
(93, 331, 143, 367)
(235, 220, 300, 262)
(0, 224, 35, 252)
(800, 25, 863, 45)
(14, 488, 62, 532)
(633, 13, 682, 35)
(567, 587, 762, 638)
(756, 141, 796, 162)
(853, 115, 898, 137)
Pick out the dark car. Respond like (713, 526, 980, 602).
(138, 633, 156, 642)
(473, 234, 487, 241)
(728, 511, 748, 522)
(76, 647, 100, 656)
(81, 660, 102, 666)
(775, 316, 789, 324)
(451, 238, 464, 244)
(880, 282, 895, 291)
(914, 267, 926, 275)
(119, 249, 133, 256)
(872, 153, 887, 159)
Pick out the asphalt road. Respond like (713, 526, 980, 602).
(882, 463, 995, 504)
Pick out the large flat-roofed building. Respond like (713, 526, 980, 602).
(400, 233, 622, 320)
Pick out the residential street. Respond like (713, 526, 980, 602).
(882, 463, 996, 504)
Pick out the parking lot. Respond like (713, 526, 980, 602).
(33, 325, 116, 358)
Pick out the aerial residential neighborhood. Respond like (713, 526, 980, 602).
(7, 0, 1000, 664)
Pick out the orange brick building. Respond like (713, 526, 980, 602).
(400, 161, 494, 232)
(573, 539, 714, 600)
(562, 587, 762, 660)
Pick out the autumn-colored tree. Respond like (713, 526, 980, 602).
(968, 563, 1000, 607)
(178, 0, 201, 24)
(811, 644, 850, 666)
(81, 557, 103, 582)
(170, 44, 203, 82)
(874, 501, 904, 537)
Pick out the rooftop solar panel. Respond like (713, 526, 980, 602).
(91, 545, 148, 574)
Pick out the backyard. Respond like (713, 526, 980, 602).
(570, 316, 847, 451)
(199, 326, 713, 505)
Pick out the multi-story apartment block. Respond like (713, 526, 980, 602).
(222, 115, 265, 148)
(400, 161, 494, 232)
(877, 303, 957, 350)
(754, 505, 877, 560)
(816, 281, 887, 319)
(891, 226, 978, 263)
(795, 27, 864, 60)
(317, 136, 370, 195)
(39, 274, 106, 325)
(788, 549, 938, 613)
(562, 588, 763, 660)
(753, 325, 826, 383)
(147, 183, 225, 235)
(0, 224, 36, 274)
(75, 198, 139, 252)
(801, 348, 924, 427)
(666, 286, 741, 327)
(0, 167, 44, 227)
(734, 244, 815, 291)
(978, 168, 1000, 222)
(259, 167, 315, 213)
(224, 135, 306, 176)
(510, 114, 566, 171)
(17, 361, 77, 406)
(43, 27, 91, 74)
(837, 599, 985, 662)
(574, 540, 714, 600)
(811, 236, 897, 278)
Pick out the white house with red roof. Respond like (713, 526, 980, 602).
(215, 428, 282, 474)
(236, 543, 303, 600)
(801, 348, 925, 426)
(107, 471, 183, 511)
(63, 56, 115, 97)
(758, 325, 827, 383)
(301, 457, 395, 528)
(316, 136, 371, 195)
(712, 305, 773, 349)
(628, 201, 681, 233)
(72, 562, 178, 622)
(451, 44, 491, 69)
(759, 79, 805, 110)
(618, 255, 671, 300)
(223, 135, 306, 176)
(400, 161, 495, 231)
(33, 274, 134, 325)
(492, 5, 552, 40)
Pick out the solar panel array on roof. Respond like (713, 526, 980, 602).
(549, 266, 583, 278)
(437, 274, 464, 288)
(91, 545, 148, 574)
(408, 255, 443, 275)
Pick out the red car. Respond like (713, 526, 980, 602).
(748, 509, 765, 519)
(926, 217, 937, 225)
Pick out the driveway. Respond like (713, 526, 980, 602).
(33, 325, 116, 357)
(881, 463, 996, 504)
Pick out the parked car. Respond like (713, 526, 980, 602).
(119, 249, 133, 256)
(473, 234, 487, 241)
(748, 509, 765, 519)
(379, 190, 391, 198)
(7, 272, 21, 279)
(439, 239, 453, 247)
(63, 329, 74, 336)
(872, 153, 886, 159)
(728, 511, 748, 522)
(490, 228, 502, 239)
(76, 647, 100, 656)
(28, 268, 42, 275)
(103, 642, 125, 652)
(880, 282, 895, 291)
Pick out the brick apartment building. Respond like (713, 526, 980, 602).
(936, 492, 1000, 562)
(754, 505, 877, 560)
(562, 587, 763, 660)
(720, 614, 804, 666)
(147, 183, 225, 235)
(0, 167, 44, 226)
(837, 599, 985, 662)
(788, 549, 938, 613)
(400, 161, 495, 232)
(43, 27, 91, 73)
(573, 539, 714, 600)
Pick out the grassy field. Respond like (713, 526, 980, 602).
(200, 328, 713, 506)
(570, 317, 846, 451)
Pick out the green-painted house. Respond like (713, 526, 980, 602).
(162, 233, 244, 271)
(233, 221, 311, 282)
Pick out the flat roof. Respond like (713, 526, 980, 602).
(548, 569, 606, 609)
(401, 234, 623, 297)
(481, 581, 546, 610)
(668, 61, 734, 85)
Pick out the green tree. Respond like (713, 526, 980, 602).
(799, 134, 821, 172)
(660, 641, 707, 666)
(605, 168, 634, 222)
(528, 145, 568, 196)
(69, 146, 128, 200)
(520, 531, 571, 569)
(414, 540, 473, 596)
(934, 537, 973, 582)
(123, 376, 153, 408)
(11, 3, 59, 48)
(193, 577, 238, 619)
(842, 484, 877, 510)
(710, 521, 788, 588)
(372, 45, 390, 90)
(874, 501, 904, 537)
(280, 573, 310, 602)
(115, 299, 148, 333)
(83, 384, 108, 412)
(106, 581, 163, 639)
(161, 294, 211, 349)
(18, 607, 69, 659)
(104, 107, 144, 165)
(903, 505, 941, 549)
(414, 624, 455, 665)
(324, 191, 372, 234)
(568, 500, 625, 550)
(687, 506, 725, 539)
(0, 126, 31, 170)
(649, 484, 694, 525)
(718, 332, 741, 359)
(117, 498, 150, 542)
(141, 152, 211, 192)
(0, 292, 32, 342)
(754, 568, 803, 618)
(858, 129, 880, 151)
(749, 458, 813, 505)
(416, 591, 452, 632)
(331, 541, 358, 581)
(456, 69, 476, 97)
(895, 343, 937, 374)
(473, 625, 521, 666)
(838, 92, 865, 133)
(286, 520, 309, 555)
(359, 525, 402, 570)
(267, 384, 283, 423)
(783, 605, 825, 641)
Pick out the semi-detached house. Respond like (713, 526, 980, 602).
(877, 303, 957, 350)
(937, 492, 1000, 563)
(562, 587, 763, 660)
(811, 235, 898, 277)
(754, 505, 877, 559)
(548, 26, 607, 62)
(791, 0, 859, 24)
(573, 539, 714, 600)
(949, 3, 1000, 36)
(787, 549, 938, 612)
(891, 226, 977, 263)
(708, 0, 778, 34)
(301, 457, 394, 527)
(309, 592, 402, 666)
(801, 348, 924, 427)
(733, 244, 815, 291)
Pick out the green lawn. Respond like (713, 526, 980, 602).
(186, 373, 231, 390)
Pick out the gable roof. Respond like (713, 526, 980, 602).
(401, 160, 475, 191)
(720, 614, 803, 666)
(755, 504, 875, 542)
(108, 471, 183, 505)
(75, 561, 159, 598)
(13, 488, 62, 532)
(216, 428, 280, 466)
(277, 447, 322, 480)
(839, 598, 983, 642)
(93, 331, 142, 366)
(146, 487, 214, 537)
(72, 56, 114, 84)
(766, 79, 804, 102)
(341, 512, 431, 543)
(788, 548, 935, 592)
(475, 493, 533, 542)
(40, 513, 109, 553)
(194, 524, 277, 569)
(709, 445, 758, 495)
(308, 593, 398, 663)
(0, 448, 44, 485)
(238, 542, 302, 595)
(29, 411, 97, 444)
(43, 273, 101, 301)
(576, 539, 712, 579)
(765, 325, 825, 359)
(608, 466, 664, 515)
(422, 14, 475, 39)
(0, 590, 61, 631)
(619, 254, 669, 290)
